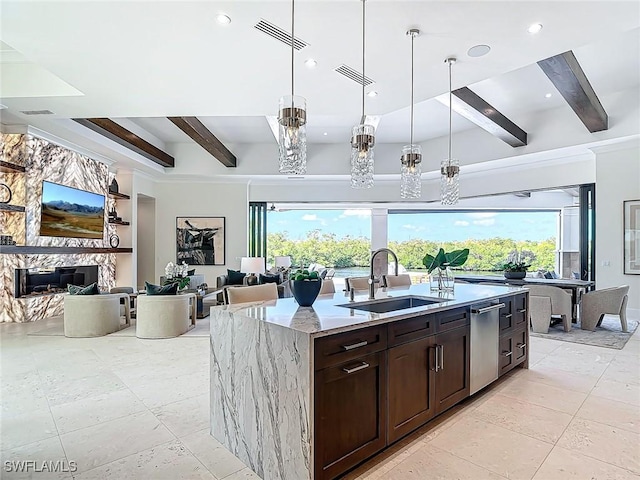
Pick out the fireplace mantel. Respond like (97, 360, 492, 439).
(1, 246, 132, 254)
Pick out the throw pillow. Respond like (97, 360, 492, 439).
(68, 282, 99, 295)
(187, 269, 196, 276)
(259, 273, 281, 284)
(227, 269, 246, 285)
(543, 272, 553, 279)
(145, 281, 178, 295)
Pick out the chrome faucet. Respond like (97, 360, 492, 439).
(369, 248, 399, 300)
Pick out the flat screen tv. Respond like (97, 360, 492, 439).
(40, 181, 105, 239)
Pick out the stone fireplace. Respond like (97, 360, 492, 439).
(14, 265, 99, 298)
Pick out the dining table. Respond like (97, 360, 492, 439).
(454, 274, 596, 320)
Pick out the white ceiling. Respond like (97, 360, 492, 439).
(0, 1, 638, 173)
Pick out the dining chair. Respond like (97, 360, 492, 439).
(319, 278, 336, 295)
(580, 285, 629, 332)
(345, 276, 370, 292)
(382, 274, 412, 287)
(528, 285, 573, 333)
(227, 283, 279, 305)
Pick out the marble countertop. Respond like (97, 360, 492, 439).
(212, 283, 527, 338)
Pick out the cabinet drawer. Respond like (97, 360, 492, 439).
(498, 297, 514, 335)
(314, 325, 387, 370)
(436, 307, 469, 333)
(499, 335, 515, 376)
(512, 327, 527, 364)
(387, 314, 435, 347)
(513, 294, 528, 328)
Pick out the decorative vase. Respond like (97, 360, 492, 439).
(429, 267, 454, 292)
(504, 271, 526, 280)
(291, 280, 322, 307)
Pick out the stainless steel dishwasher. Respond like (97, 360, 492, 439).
(470, 302, 505, 395)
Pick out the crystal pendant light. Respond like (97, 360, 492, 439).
(350, 0, 375, 189)
(441, 57, 459, 205)
(278, 0, 307, 175)
(400, 29, 422, 199)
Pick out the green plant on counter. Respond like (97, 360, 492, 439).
(422, 248, 469, 272)
(500, 261, 531, 272)
(291, 269, 320, 281)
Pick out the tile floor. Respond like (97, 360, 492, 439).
(1, 315, 639, 479)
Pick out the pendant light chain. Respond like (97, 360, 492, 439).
(291, 0, 295, 100)
(361, 0, 366, 119)
(410, 32, 415, 146)
(448, 58, 452, 165)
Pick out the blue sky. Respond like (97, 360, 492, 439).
(42, 182, 104, 208)
(268, 210, 559, 242)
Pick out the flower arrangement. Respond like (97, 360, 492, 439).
(422, 248, 469, 273)
(499, 250, 531, 272)
(163, 261, 191, 290)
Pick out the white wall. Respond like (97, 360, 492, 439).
(136, 196, 156, 289)
(593, 142, 640, 313)
(152, 181, 249, 287)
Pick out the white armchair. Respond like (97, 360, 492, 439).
(64, 293, 131, 337)
(136, 293, 196, 339)
(528, 285, 573, 333)
(580, 285, 629, 332)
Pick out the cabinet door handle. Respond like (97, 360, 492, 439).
(502, 313, 512, 318)
(433, 346, 440, 372)
(439, 345, 444, 370)
(517, 309, 526, 313)
(342, 340, 368, 351)
(502, 350, 512, 357)
(342, 362, 370, 374)
(517, 343, 526, 349)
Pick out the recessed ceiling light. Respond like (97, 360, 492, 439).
(216, 14, 231, 25)
(0, 104, 7, 110)
(527, 23, 543, 34)
(367, 91, 378, 97)
(323, 132, 328, 136)
(545, 93, 552, 98)
(467, 44, 491, 58)
(305, 58, 317, 68)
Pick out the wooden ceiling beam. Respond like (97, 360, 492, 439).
(537, 51, 608, 133)
(73, 118, 174, 167)
(441, 87, 528, 147)
(167, 116, 236, 167)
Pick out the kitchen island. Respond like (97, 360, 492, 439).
(210, 283, 529, 480)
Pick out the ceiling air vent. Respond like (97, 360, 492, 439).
(254, 19, 308, 50)
(334, 64, 374, 86)
(20, 110, 54, 115)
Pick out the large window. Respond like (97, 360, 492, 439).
(388, 210, 559, 273)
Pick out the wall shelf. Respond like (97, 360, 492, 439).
(0, 204, 26, 212)
(108, 220, 130, 225)
(0, 246, 133, 254)
(0, 161, 26, 173)
(108, 191, 130, 200)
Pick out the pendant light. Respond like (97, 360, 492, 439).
(400, 29, 421, 199)
(350, 0, 375, 189)
(278, 0, 307, 175)
(441, 57, 459, 205)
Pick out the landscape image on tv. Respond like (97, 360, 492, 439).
(40, 181, 105, 239)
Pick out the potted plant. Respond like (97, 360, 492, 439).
(422, 248, 469, 291)
(500, 260, 530, 279)
(163, 261, 191, 290)
(290, 269, 322, 307)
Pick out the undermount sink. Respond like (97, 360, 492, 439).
(337, 295, 445, 314)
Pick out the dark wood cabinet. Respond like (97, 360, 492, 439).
(513, 328, 527, 363)
(499, 334, 515, 375)
(388, 336, 436, 442)
(434, 325, 471, 414)
(499, 327, 527, 376)
(513, 294, 528, 328)
(498, 298, 514, 334)
(387, 313, 435, 347)
(314, 351, 387, 480)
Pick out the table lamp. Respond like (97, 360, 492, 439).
(275, 255, 292, 269)
(240, 257, 266, 285)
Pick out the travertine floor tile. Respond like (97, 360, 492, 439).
(59, 410, 175, 473)
(471, 393, 573, 443)
(576, 395, 640, 434)
(377, 443, 506, 479)
(429, 416, 553, 479)
(50, 388, 147, 434)
(0, 408, 58, 450)
(152, 393, 210, 438)
(0, 437, 72, 480)
(557, 418, 640, 474)
(600, 356, 640, 385)
(180, 428, 247, 479)
(591, 378, 640, 407)
(74, 440, 214, 480)
(532, 446, 639, 480)
(522, 363, 601, 393)
(498, 377, 588, 415)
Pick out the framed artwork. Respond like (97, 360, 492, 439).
(176, 217, 225, 266)
(624, 200, 640, 275)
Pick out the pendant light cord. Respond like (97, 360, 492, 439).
(410, 33, 414, 146)
(361, 0, 365, 120)
(448, 59, 452, 165)
(291, 0, 295, 99)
